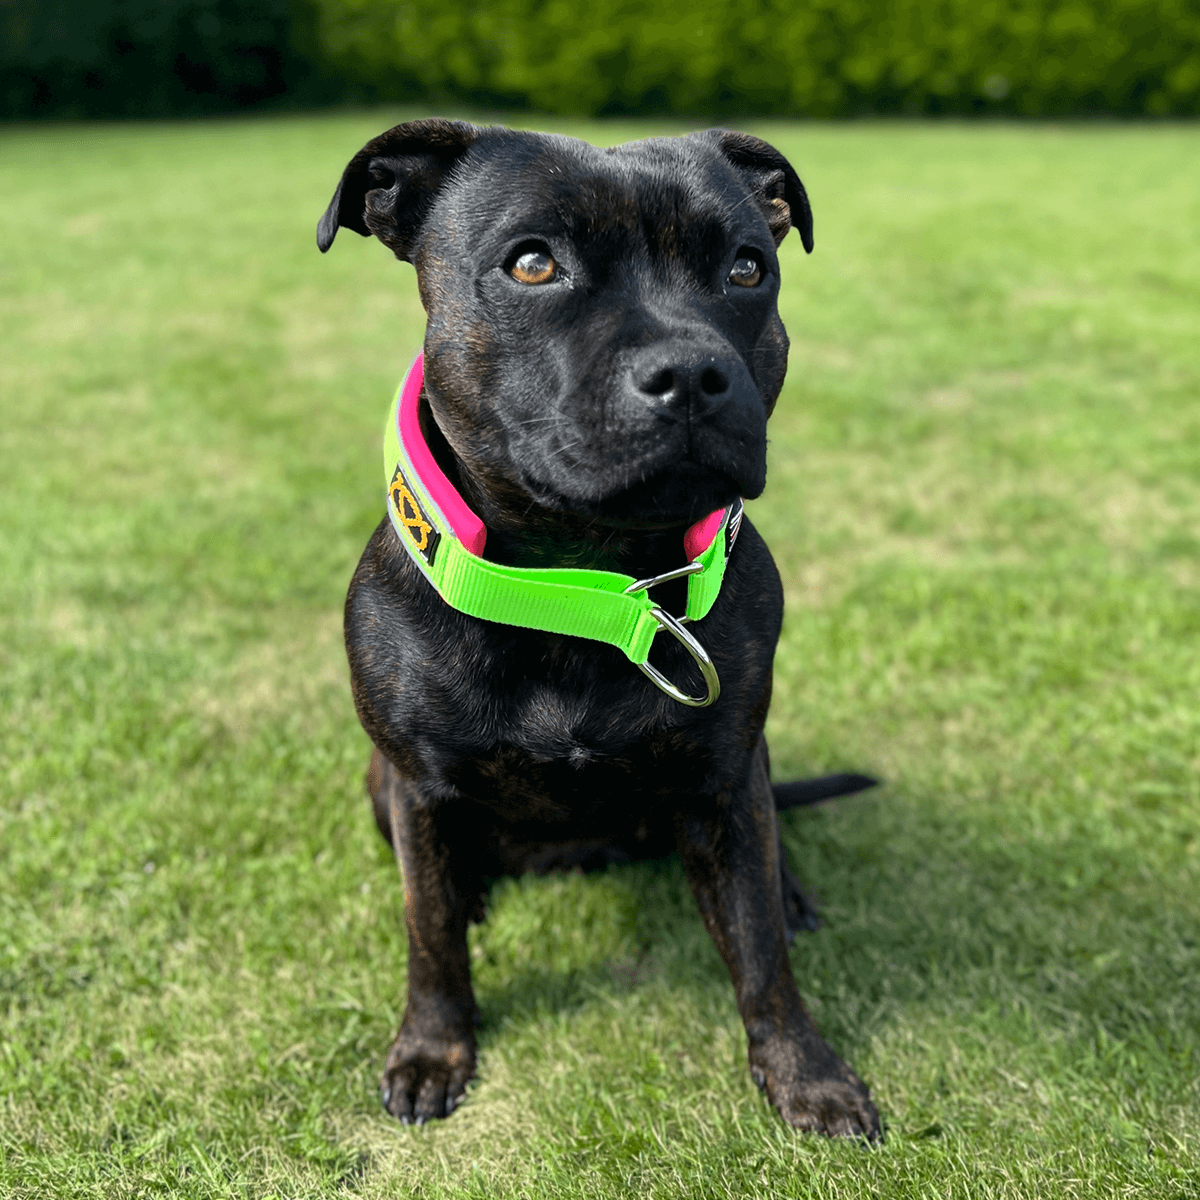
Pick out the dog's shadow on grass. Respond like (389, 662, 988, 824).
(471, 872, 725, 1020)
(467, 854, 727, 1037)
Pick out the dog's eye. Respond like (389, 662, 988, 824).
(509, 249, 558, 285)
(728, 255, 763, 288)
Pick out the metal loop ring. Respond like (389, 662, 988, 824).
(636, 607, 720, 708)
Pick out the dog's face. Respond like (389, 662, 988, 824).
(319, 121, 812, 530)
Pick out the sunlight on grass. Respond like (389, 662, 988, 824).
(1, 114, 1198, 1198)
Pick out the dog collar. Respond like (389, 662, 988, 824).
(382, 355, 742, 706)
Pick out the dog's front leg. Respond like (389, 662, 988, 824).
(377, 759, 478, 1123)
(675, 741, 881, 1139)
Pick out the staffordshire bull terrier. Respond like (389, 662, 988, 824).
(317, 119, 881, 1139)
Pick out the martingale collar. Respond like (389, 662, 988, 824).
(382, 355, 742, 707)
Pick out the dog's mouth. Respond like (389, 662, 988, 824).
(501, 374, 770, 524)
(517, 459, 745, 530)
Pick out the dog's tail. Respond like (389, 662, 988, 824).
(773, 774, 878, 811)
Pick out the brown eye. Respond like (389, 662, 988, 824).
(729, 255, 762, 288)
(509, 249, 557, 285)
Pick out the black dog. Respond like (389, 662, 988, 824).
(318, 119, 880, 1139)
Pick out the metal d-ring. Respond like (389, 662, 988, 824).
(636, 606, 721, 708)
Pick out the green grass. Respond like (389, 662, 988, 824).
(2, 112, 1198, 1198)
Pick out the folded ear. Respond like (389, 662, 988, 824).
(317, 118, 483, 259)
(706, 130, 814, 254)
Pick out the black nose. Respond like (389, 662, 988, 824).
(639, 362, 730, 404)
(628, 340, 748, 420)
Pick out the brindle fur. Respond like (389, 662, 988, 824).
(319, 119, 881, 1138)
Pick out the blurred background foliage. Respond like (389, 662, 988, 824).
(3, 0, 1200, 120)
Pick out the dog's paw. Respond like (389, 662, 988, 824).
(380, 1024, 476, 1125)
(749, 1032, 881, 1141)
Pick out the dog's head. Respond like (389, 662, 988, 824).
(319, 120, 811, 531)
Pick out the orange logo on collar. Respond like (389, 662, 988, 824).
(389, 464, 441, 565)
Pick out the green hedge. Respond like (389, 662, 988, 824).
(0, 0, 330, 118)
(3, 0, 1199, 118)
(309, 0, 1200, 116)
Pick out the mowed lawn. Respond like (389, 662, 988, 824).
(2, 112, 1198, 1199)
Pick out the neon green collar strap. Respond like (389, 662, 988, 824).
(382, 355, 742, 707)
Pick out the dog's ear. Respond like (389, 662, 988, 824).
(317, 119, 483, 259)
(707, 130, 813, 254)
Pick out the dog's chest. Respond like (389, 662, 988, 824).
(429, 682, 711, 823)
